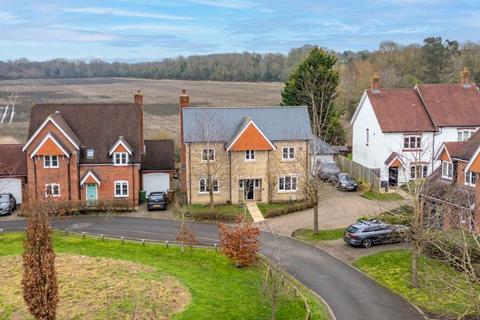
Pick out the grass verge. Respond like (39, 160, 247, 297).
(353, 250, 480, 319)
(0, 232, 330, 320)
(361, 190, 404, 201)
(292, 228, 345, 241)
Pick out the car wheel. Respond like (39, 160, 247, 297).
(362, 239, 372, 248)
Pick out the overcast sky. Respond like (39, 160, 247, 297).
(1, 0, 479, 61)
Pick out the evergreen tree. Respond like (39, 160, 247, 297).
(281, 47, 345, 145)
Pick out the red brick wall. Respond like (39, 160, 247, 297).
(456, 161, 466, 185)
(180, 90, 189, 194)
(79, 165, 140, 203)
(475, 183, 480, 232)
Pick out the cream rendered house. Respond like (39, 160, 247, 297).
(179, 90, 313, 204)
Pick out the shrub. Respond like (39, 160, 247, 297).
(19, 199, 136, 217)
(263, 201, 314, 218)
(182, 204, 244, 222)
(424, 230, 480, 270)
(218, 221, 260, 267)
(357, 205, 413, 226)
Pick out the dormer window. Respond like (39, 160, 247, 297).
(86, 149, 94, 159)
(113, 152, 128, 165)
(44, 155, 59, 168)
(466, 171, 477, 186)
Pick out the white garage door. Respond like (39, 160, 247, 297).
(0, 178, 22, 203)
(143, 173, 170, 196)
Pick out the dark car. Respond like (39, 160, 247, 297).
(318, 162, 341, 182)
(334, 173, 358, 191)
(343, 220, 407, 248)
(0, 193, 16, 216)
(147, 192, 168, 211)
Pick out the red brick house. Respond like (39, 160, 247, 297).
(20, 91, 154, 208)
(0, 144, 27, 204)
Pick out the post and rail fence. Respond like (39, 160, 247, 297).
(335, 155, 381, 192)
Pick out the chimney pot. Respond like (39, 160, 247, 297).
(461, 67, 471, 87)
(134, 90, 144, 106)
(371, 73, 381, 92)
(180, 89, 189, 108)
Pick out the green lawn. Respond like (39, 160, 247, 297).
(353, 250, 480, 318)
(361, 190, 404, 201)
(292, 228, 345, 241)
(0, 232, 330, 320)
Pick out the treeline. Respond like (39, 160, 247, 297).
(0, 46, 313, 82)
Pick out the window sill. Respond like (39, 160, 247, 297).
(277, 190, 298, 193)
(245, 160, 256, 162)
(402, 148, 422, 152)
(44, 166, 59, 169)
(114, 195, 129, 198)
(281, 159, 296, 162)
(441, 176, 453, 180)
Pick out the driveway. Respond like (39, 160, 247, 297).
(264, 186, 409, 235)
(0, 216, 423, 320)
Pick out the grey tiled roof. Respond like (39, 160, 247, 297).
(311, 136, 337, 155)
(182, 106, 312, 143)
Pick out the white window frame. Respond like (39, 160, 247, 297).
(201, 148, 215, 162)
(281, 147, 295, 161)
(458, 129, 476, 142)
(366, 128, 369, 146)
(44, 155, 59, 168)
(278, 175, 298, 192)
(403, 135, 421, 150)
(45, 183, 60, 197)
(465, 171, 477, 187)
(245, 150, 255, 161)
(114, 180, 129, 197)
(410, 164, 428, 180)
(86, 149, 95, 159)
(441, 161, 453, 180)
(113, 152, 129, 166)
(199, 177, 219, 193)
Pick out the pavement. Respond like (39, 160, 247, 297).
(0, 216, 423, 320)
(264, 186, 409, 236)
(246, 202, 265, 222)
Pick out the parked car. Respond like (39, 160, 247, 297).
(147, 191, 168, 211)
(318, 161, 341, 182)
(343, 220, 408, 248)
(334, 173, 358, 191)
(0, 193, 16, 216)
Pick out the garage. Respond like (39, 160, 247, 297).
(0, 178, 23, 203)
(143, 172, 170, 195)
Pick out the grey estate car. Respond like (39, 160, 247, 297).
(0, 193, 16, 216)
(343, 220, 408, 248)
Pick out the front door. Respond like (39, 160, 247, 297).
(388, 167, 398, 187)
(86, 183, 98, 201)
(244, 179, 254, 200)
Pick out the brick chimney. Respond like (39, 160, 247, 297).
(371, 73, 381, 93)
(134, 90, 144, 153)
(180, 89, 189, 194)
(461, 67, 471, 88)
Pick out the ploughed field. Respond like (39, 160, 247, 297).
(0, 78, 283, 144)
(0, 232, 329, 320)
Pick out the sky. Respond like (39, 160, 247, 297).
(0, 0, 479, 62)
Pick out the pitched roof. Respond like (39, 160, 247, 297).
(227, 119, 275, 151)
(366, 89, 436, 133)
(443, 141, 469, 160)
(384, 152, 402, 166)
(141, 140, 175, 171)
(182, 106, 312, 143)
(0, 144, 27, 177)
(416, 83, 480, 127)
(311, 136, 337, 155)
(28, 103, 143, 164)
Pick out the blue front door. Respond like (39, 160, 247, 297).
(86, 184, 97, 201)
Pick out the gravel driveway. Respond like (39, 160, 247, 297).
(263, 185, 409, 236)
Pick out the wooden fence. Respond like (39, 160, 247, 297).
(335, 155, 381, 192)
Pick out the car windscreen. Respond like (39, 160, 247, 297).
(0, 195, 8, 202)
(149, 194, 164, 200)
(346, 226, 358, 233)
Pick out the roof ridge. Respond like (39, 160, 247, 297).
(183, 105, 308, 109)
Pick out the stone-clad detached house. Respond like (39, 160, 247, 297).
(179, 90, 313, 204)
(351, 68, 480, 187)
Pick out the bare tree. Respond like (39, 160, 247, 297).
(22, 203, 59, 320)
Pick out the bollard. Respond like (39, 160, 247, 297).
(0, 229, 3, 236)
(165, 240, 169, 248)
(142, 239, 146, 246)
(82, 232, 85, 239)
(64, 229, 69, 236)
(101, 234, 104, 242)
(214, 243, 218, 252)
(121, 236, 125, 244)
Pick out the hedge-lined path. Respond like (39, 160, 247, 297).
(0, 216, 423, 320)
(246, 202, 265, 222)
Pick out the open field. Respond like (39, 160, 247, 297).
(0, 78, 283, 143)
(0, 232, 329, 320)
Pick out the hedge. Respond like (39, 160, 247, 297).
(263, 201, 314, 218)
